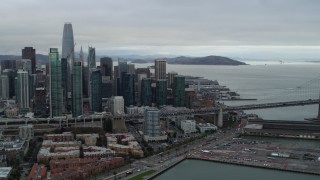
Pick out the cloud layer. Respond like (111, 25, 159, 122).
(1, 0, 320, 59)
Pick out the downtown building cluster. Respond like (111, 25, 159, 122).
(0, 23, 188, 120)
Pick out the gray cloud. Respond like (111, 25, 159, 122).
(0, 0, 320, 59)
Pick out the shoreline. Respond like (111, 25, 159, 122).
(148, 156, 320, 179)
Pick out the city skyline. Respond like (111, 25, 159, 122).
(0, 0, 320, 59)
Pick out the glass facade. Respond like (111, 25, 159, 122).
(141, 78, 152, 106)
(61, 58, 68, 111)
(49, 48, 63, 117)
(122, 73, 135, 106)
(156, 79, 167, 107)
(72, 61, 83, 117)
(173, 75, 185, 107)
(144, 108, 160, 137)
(90, 69, 102, 112)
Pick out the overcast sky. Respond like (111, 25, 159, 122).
(1, 0, 320, 59)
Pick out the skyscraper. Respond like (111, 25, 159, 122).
(61, 58, 68, 111)
(155, 59, 166, 80)
(90, 68, 102, 112)
(167, 71, 178, 88)
(87, 47, 96, 69)
(118, 59, 127, 96)
(72, 61, 83, 117)
(100, 57, 113, 78)
(173, 75, 185, 107)
(0, 75, 9, 99)
(140, 78, 152, 106)
(122, 73, 135, 107)
(16, 70, 29, 111)
(127, 64, 135, 74)
(144, 108, 160, 137)
(22, 47, 36, 74)
(49, 48, 63, 117)
(62, 23, 74, 98)
(156, 79, 167, 107)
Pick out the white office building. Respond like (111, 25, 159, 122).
(180, 120, 197, 134)
(110, 96, 124, 116)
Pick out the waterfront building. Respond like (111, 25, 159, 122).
(90, 68, 102, 112)
(180, 120, 197, 134)
(197, 123, 218, 133)
(167, 71, 178, 88)
(62, 23, 74, 97)
(110, 96, 125, 116)
(49, 48, 63, 117)
(106, 133, 144, 157)
(173, 75, 185, 107)
(19, 124, 34, 140)
(155, 59, 166, 80)
(156, 79, 167, 107)
(16, 69, 29, 111)
(143, 108, 167, 142)
(100, 57, 113, 79)
(122, 73, 135, 106)
(140, 78, 152, 106)
(72, 61, 83, 117)
(22, 47, 36, 74)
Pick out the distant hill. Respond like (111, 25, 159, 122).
(0, 54, 48, 62)
(167, 56, 246, 65)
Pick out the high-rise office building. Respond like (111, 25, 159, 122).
(16, 70, 29, 111)
(62, 23, 74, 96)
(2, 69, 16, 98)
(118, 59, 127, 96)
(100, 57, 113, 78)
(167, 71, 178, 88)
(173, 75, 185, 107)
(90, 69, 102, 112)
(61, 58, 68, 111)
(144, 108, 160, 137)
(156, 79, 167, 107)
(140, 78, 152, 106)
(16, 59, 32, 75)
(0, 75, 9, 99)
(49, 48, 63, 117)
(87, 47, 96, 69)
(127, 64, 135, 74)
(122, 73, 135, 106)
(110, 96, 124, 116)
(137, 73, 147, 105)
(22, 47, 36, 74)
(101, 76, 113, 98)
(155, 59, 166, 80)
(72, 61, 83, 117)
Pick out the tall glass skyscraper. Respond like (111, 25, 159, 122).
(122, 73, 135, 107)
(16, 70, 29, 110)
(87, 47, 96, 69)
(49, 48, 63, 117)
(61, 58, 68, 111)
(156, 79, 167, 107)
(72, 61, 83, 117)
(62, 23, 74, 97)
(22, 47, 36, 74)
(173, 75, 185, 107)
(90, 68, 102, 112)
(141, 78, 152, 106)
(100, 57, 113, 78)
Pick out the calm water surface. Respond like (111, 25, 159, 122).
(154, 159, 320, 180)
